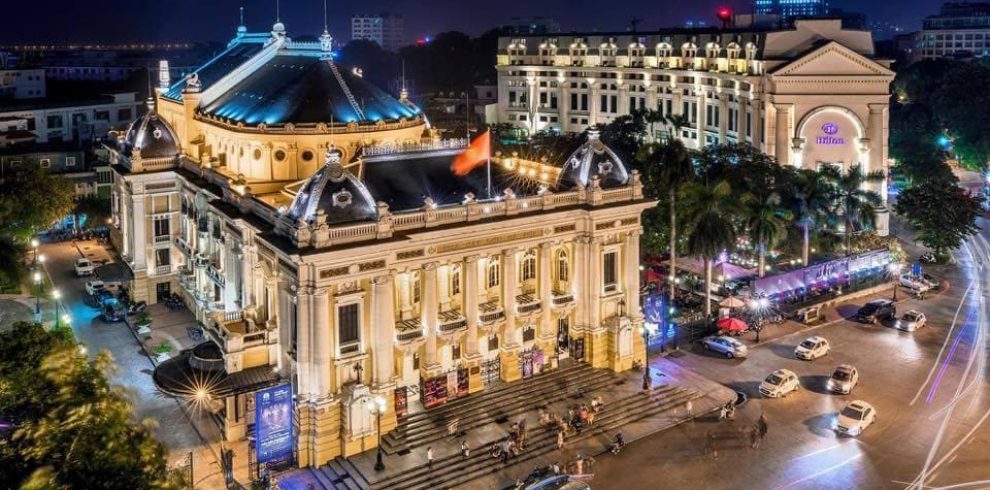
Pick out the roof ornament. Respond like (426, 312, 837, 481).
(271, 0, 286, 37)
(325, 148, 345, 182)
(237, 6, 247, 35)
(185, 72, 201, 92)
(320, 0, 333, 52)
(399, 59, 409, 102)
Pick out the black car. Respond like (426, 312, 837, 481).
(101, 298, 126, 322)
(856, 299, 896, 324)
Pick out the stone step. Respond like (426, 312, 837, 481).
(384, 370, 622, 454)
(322, 457, 366, 490)
(369, 386, 697, 490)
(307, 466, 337, 490)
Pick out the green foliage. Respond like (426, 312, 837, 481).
(0, 322, 174, 489)
(0, 168, 77, 284)
(826, 165, 886, 253)
(895, 180, 982, 254)
(154, 341, 173, 355)
(73, 196, 112, 230)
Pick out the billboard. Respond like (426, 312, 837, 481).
(255, 384, 294, 465)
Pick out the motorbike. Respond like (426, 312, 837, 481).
(609, 433, 625, 455)
(920, 252, 937, 264)
(128, 301, 147, 315)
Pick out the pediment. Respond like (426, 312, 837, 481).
(771, 42, 894, 77)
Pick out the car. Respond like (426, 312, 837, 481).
(827, 364, 859, 394)
(899, 274, 931, 292)
(700, 335, 749, 359)
(84, 280, 106, 296)
(856, 299, 896, 324)
(896, 310, 927, 332)
(759, 368, 801, 398)
(795, 335, 830, 361)
(834, 400, 877, 436)
(100, 298, 126, 322)
(74, 258, 94, 276)
(919, 274, 940, 290)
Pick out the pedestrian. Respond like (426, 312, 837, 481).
(726, 402, 736, 421)
(551, 461, 561, 474)
(448, 417, 460, 439)
(557, 429, 565, 449)
(758, 413, 768, 442)
(749, 425, 760, 449)
(719, 404, 728, 421)
(587, 410, 596, 427)
(426, 446, 434, 469)
(501, 440, 511, 463)
(686, 400, 694, 420)
(461, 440, 470, 458)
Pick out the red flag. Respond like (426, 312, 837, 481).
(451, 130, 490, 176)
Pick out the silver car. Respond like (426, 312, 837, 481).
(827, 364, 859, 394)
(700, 335, 748, 359)
(896, 310, 927, 332)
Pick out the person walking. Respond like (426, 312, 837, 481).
(758, 413, 768, 444)
(461, 440, 470, 458)
(447, 417, 460, 439)
(749, 425, 761, 449)
(426, 446, 435, 469)
(556, 429, 565, 449)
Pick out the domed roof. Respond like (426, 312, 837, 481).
(200, 55, 420, 126)
(287, 149, 378, 224)
(560, 129, 629, 189)
(121, 100, 180, 159)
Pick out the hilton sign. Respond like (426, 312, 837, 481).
(816, 122, 845, 145)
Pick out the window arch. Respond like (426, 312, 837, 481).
(521, 251, 537, 281)
(681, 42, 698, 58)
(556, 249, 570, 283)
(726, 42, 741, 60)
(705, 42, 720, 59)
(487, 257, 501, 289)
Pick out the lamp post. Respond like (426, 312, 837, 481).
(749, 297, 769, 344)
(367, 395, 387, 471)
(889, 263, 902, 301)
(31, 238, 39, 265)
(53, 289, 61, 329)
(33, 271, 41, 321)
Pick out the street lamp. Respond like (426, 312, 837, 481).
(749, 297, 769, 343)
(31, 238, 39, 265)
(367, 395, 387, 471)
(53, 289, 61, 329)
(888, 263, 903, 301)
(33, 272, 42, 321)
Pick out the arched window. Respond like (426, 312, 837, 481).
(556, 250, 570, 283)
(682, 42, 698, 59)
(705, 42, 720, 59)
(521, 252, 537, 281)
(726, 43, 741, 60)
(412, 272, 421, 305)
(487, 257, 501, 289)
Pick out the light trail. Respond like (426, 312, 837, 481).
(774, 453, 863, 490)
(910, 277, 977, 406)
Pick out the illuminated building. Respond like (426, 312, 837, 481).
(350, 13, 405, 51)
(108, 18, 650, 469)
(754, 0, 830, 22)
(918, 2, 990, 59)
(496, 18, 893, 235)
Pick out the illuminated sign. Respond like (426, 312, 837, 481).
(255, 384, 294, 465)
(817, 122, 845, 145)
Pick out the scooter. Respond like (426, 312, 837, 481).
(609, 433, 625, 454)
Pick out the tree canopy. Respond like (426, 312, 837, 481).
(895, 179, 982, 255)
(0, 168, 77, 283)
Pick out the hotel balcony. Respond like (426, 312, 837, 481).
(206, 307, 273, 355)
(438, 310, 467, 333)
(552, 289, 575, 308)
(153, 264, 172, 276)
(479, 300, 505, 325)
(174, 236, 193, 257)
(152, 234, 171, 246)
(206, 263, 226, 288)
(396, 318, 424, 342)
(515, 292, 542, 315)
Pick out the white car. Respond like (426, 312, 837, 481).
(795, 336, 830, 361)
(74, 258, 94, 276)
(899, 274, 931, 292)
(700, 336, 749, 359)
(759, 369, 801, 398)
(834, 400, 877, 436)
(896, 310, 927, 331)
(827, 364, 859, 395)
(85, 280, 106, 296)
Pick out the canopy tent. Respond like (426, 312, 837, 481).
(676, 257, 756, 282)
(719, 296, 747, 308)
(717, 317, 748, 332)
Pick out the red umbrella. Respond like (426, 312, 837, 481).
(717, 317, 748, 332)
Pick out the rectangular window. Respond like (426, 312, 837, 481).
(539, 92, 547, 105)
(117, 108, 131, 121)
(451, 270, 461, 295)
(523, 327, 536, 342)
(570, 93, 578, 110)
(691, 103, 698, 123)
(550, 94, 558, 109)
(66, 156, 76, 167)
(629, 97, 636, 112)
(714, 106, 720, 128)
(452, 344, 461, 360)
(600, 94, 608, 112)
(39, 158, 51, 168)
(338, 303, 360, 346)
(153, 217, 170, 237)
(746, 112, 752, 137)
(488, 335, 499, 351)
(603, 251, 617, 291)
(610, 95, 617, 113)
(581, 94, 588, 111)
(46, 115, 63, 128)
(155, 248, 170, 267)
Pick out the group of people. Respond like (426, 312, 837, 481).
(490, 419, 530, 463)
(535, 396, 607, 452)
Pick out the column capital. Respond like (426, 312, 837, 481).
(539, 241, 555, 251)
(372, 273, 394, 286)
(502, 247, 521, 258)
(465, 254, 482, 264)
(313, 287, 329, 297)
(422, 261, 438, 271)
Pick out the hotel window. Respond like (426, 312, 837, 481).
(451, 266, 461, 295)
(603, 251, 618, 292)
(521, 252, 536, 281)
(523, 326, 536, 342)
(155, 248, 170, 267)
(39, 159, 51, 169)
(412, 272, 421, 305)
(488, 334, 499, 351)
(66, 156, 76, 167)
(338, 303, 360, 352)
(153, 217, 170, 237)
(452, 344, 461, 360)
(570, 93, 578, 110)
(581, 94, 588, 111)
(487, 258, 500, 289)
(556, 250, 569, 283)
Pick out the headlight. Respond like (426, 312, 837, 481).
(848, 426, 862, 435)
(827, 379, 835, 389)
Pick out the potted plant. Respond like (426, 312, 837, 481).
(153, 340, 173, 363)
(134, 312, 152, 335)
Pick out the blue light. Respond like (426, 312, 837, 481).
(937, 135, 952, 148)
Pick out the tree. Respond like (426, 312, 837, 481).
(0, 322, 175, 489)
(636, 139, 695, 282)
(0, 168, 77, 283)
(788, 169, 834, 266)
(895, 180, 982, 256)
(827, 164, 885, 254)
(680, 181, 742, 317)
(73, 196, 112, 231)
(743, 192, 793, 277)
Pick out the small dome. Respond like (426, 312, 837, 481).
(121, 100, 180, 159)
(287, 149, 378, 224)
(560, 129, 629, 189)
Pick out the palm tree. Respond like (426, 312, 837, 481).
(665, 114, 690, 137)
(743, 192, 793, 277)
(643, 109, 666, 142)
(789, 169, 834, 266)
(636, 139, 695, 288)
(680, 181, 742, 318)
(828, 164, 886, 254)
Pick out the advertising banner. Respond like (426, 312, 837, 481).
(255, 384, 294, 465)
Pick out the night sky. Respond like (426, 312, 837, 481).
(1, 0, 947, 44)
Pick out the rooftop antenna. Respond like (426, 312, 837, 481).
(240, 6, 245, 26)
(237, 6, 247, 35)
(399, 59, 408, 101)
(276, 0, 280, 23)
(319, 0, 333, 52)
(323, 0, 328, 33)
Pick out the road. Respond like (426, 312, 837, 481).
(591, 222, 990, 490)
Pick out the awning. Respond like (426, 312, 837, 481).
(153, 342, 282, 398)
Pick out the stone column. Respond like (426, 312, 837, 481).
(421, 263, 440, 372)
(464, 255, 481, 357)
(719, 95, 730, 144)
(295, 288, 312, 397)
(624, 231, 642, 321)
(131, 195, 147, 269)
(438, 266, 450, 312)
(371, 274, 396, 387)
(869, 103, 890, 236)
(500, 249, 521, 382)
(573, 237, 589, 328)
(398, 273, 412, 320)
(589, 81, 601, 125)
(312, 287, 331, 398)
(589, 238, 602, 329)
(618, 83, 630, 115)
(241, 244, 254, 307)
(737, 99, 747, 142)
(538, 242, 554, 346)
(774, 103, 792, 165)
(559, 81, 571, 132)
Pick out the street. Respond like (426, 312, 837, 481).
(590, 221, 990, 490)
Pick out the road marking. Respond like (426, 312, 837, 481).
(774, 453, 862, 490)
(787, 442, 845, 463)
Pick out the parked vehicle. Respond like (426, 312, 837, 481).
(74, 258, 95, 276)
(856, 299, 896, 324)
(100, 298, 127, 322)
(896, 310, 927, 332)
(128, 300, 148, 315)
(919, 252, 937, 264)
(760, 369, 801, 398)
(795, 336, 830, 361)
(899, 274, 931, 292)
(85, 280, 106, 296)
(700, 335, 749, 359)
(828, 364, 859, 394)
(834, 400, 877, 436)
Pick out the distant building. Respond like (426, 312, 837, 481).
(918, 2, 990, 59)
(0, 68, 46, 99)
(0, 92, 139, 143)
(754, 0, 829, 22)
(501, 17, 560, 35)
(0, 141, 112, 198)
(350, 13, 405, 51)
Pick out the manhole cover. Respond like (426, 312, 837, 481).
(667, 351, 686, 358)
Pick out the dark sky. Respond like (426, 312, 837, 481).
(1, 0, 944, 44)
